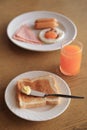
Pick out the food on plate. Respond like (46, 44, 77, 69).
(39, 28, 64, 44)
(35, 18, 57, 23)
(45, 29, 58, 39)
(35, 22, 58, 29)
(13, 24, 42, 44)
(35, 18, 58, 29)
(12, 18, 64, 45)
(21, 85, 31, 95)
(16, 75, 59, 108)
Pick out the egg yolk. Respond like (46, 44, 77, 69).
(45, 30, 58, 39)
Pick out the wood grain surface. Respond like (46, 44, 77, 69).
(0, 0, 87, 130)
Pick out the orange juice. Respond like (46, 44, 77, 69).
(60, 42, 83, 76)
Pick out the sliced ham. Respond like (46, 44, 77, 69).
(13, 25, 42, 44)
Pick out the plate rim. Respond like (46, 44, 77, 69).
(7, 10, 77, 52)
(4, 70, 71, 121)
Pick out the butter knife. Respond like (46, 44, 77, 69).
(30, 89, 84, 99)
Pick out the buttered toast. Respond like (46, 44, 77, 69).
(16, 75, 59, 108)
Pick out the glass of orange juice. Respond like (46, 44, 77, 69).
(60, 40, 83, 76)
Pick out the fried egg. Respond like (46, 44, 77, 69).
(39, 28, 64, 44)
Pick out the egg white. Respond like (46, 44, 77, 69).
(39, 28, 64, 44)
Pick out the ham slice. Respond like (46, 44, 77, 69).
(13, 25, 42, 44)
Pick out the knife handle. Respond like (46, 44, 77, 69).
(44, 94, 84, 99)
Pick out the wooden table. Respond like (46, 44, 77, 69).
(0, 0, 87, 130)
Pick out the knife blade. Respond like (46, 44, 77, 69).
(30, 89, 84, 99)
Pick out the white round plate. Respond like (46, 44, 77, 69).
(5, 71, 71, 121)
(7, 11, 77, 52)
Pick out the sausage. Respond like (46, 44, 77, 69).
(35, 18, 57, 23)
(35, 21, 58, 29)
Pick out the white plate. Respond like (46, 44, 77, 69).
(5, 71, 71, 121)
(7, 11, 77, 52)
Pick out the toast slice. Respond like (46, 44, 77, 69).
(16, 75, 59, 108)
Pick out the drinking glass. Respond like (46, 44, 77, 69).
(60, 40, 83, 76)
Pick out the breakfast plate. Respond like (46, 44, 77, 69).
(7, 11, 77, 51)
(5, 71, 71, 121)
